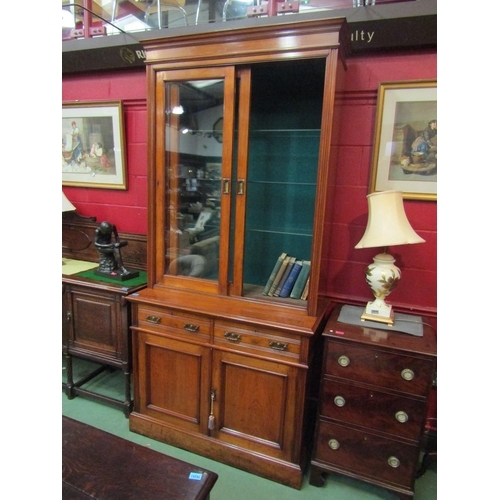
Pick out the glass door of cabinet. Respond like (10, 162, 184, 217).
(156, 67, 235, 294)
(231, 59, 326, 305)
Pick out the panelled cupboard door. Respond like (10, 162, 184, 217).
(133, 331, 212, 434)
(211, 349, 306, 462)
(67, 286, 121, 361)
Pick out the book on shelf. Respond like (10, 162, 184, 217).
(273, 257, 296, 297)
(300, 276, 310, 300)
(290, 260, 311, 299)
(279, 260, 303, 298)
(267, 255, 291, 297)
(262, 252, 287, 295)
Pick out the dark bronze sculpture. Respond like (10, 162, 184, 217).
(94, 221, 139, 280)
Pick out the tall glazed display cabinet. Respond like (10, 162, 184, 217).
(128, 15, 349, 488)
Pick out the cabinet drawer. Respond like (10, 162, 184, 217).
(137, 305, 211, 342)
(214, 320, 301, 361)
(320, 379, 427, 441)
(325, 340, 434, 396)
(314, 420, 419, 488)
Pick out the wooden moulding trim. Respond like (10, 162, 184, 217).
(129, 413, 304, 489)
(142, 18, 348, 67)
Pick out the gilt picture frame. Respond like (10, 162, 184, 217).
(62, 100, 127, 189)
(369, 80, 437, 201)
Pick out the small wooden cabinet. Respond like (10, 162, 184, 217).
(309, 304, 437, 499)
(62, 273, 146, 415)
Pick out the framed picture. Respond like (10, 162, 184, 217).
(369, 80, 437, 201)
(62, 100, 127, 189)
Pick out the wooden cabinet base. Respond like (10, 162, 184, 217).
(129, 413, 304, 489)
(309, 462, 415, 500)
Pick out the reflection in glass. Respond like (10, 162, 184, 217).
(164, 79, 223, 280)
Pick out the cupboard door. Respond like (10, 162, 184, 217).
(231, 60, 326, 308)
(66, 286, 122, 363)
(211, 349, 305, 462)
(153, 67, 236, 295)
(134, 331, 211, 434)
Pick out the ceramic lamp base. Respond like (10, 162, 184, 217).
(361, 252, 401, 326)
(360, 299, 395, 325)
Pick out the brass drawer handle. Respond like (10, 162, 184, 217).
(337, 355, 350, 367)
(183, 323, 200, 332)
(387, 456, 400, 468)
(328, 439, 340, 450)
(395, 411, 409, 423)
(224, 331, 242, 342)
(334, 396, 346, 407)
(401, 368, 415, 381)
(269, 341, 288, 351)
(146, 315, 161, 324)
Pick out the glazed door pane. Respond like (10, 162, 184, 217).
(160, 68, 235, 291)
(232, 60, 326, 299)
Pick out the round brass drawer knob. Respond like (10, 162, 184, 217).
(328, 439, 340, 450)
(334, 396, 346, 407)
(388, 456, 400, 468)
(401, 368, 415, 381)
(338, 355, 350, 367)
(395, 411, 409, 423)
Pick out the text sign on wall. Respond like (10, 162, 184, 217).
(349, 15, 436, 53)
(62, 15, 436, 74)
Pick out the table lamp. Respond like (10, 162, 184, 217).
(355, 190, 425, 325)
(62, 192, 76, 212)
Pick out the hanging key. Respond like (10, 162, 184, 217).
(208, 389, 216, 430)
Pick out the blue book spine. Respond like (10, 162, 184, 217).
(279, 261, 303, 298)
(290, 261, 311, 299)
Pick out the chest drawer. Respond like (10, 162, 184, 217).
(320, 379, 427, 441)
(214, 320, 301, 362)
(137, 305, 211, 342)
(314, 419, 420, 489)
(325, 340, 434, 396)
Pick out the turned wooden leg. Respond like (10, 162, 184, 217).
(124, 370, 132, 417)
(65, 354, 75, 399)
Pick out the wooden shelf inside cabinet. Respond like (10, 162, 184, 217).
(309, 303, 437, 499)
(62, 269, 147, 416)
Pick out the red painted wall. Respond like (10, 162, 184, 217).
(62, 48, 437, 314)
(63, 68, 148, 234)
(326, 49, 437, 314)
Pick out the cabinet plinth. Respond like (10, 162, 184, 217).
(309, 304, 437, 499)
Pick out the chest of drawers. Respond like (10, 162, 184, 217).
(309, 304, 436, 499)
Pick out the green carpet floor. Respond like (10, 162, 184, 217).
(62, 357, 437, 500)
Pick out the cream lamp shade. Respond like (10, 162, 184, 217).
(355, 190, 425, 249)
(355, 190, 425, 325)
(62, 192, 76, 212)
